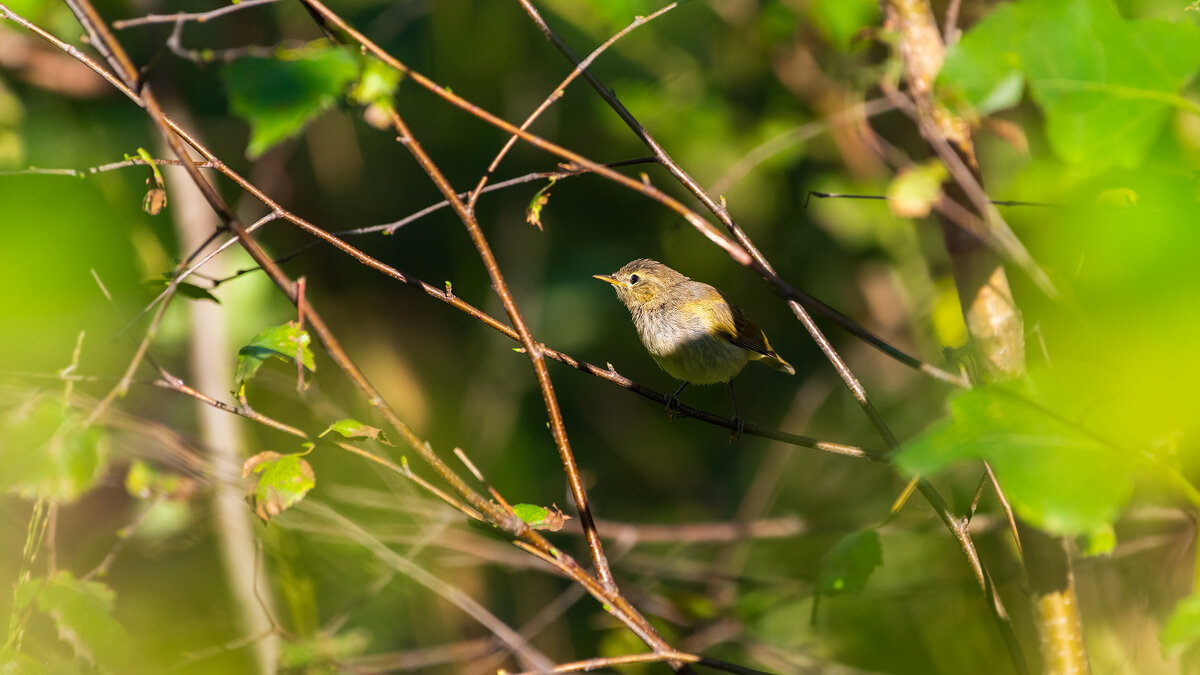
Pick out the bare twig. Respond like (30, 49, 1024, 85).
(298, 501, 558, 672)
(295, 0, 753, 267)
(507, 650, 773, 675)
(465, 3, 676, 213)
(112, 0, 279, 29)
(383, 103, 623, 602)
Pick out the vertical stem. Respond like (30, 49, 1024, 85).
(884, 0, 1085, 672)
(385, 108, 616, 589)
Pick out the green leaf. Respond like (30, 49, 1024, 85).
(896, 376, 1137, 535)
(319, 418, 389, 444)
(512, 503, 569, 532)
(15, 572, 129, 669)
(279, 628, 370, 669)
(349, 58, 401, 107)
(525, 178, 556, 230)
(1162, 592, 1200, 656)
(2, 398, 108, 502)
(886, 159, 947, 218)
(223, 43, 359, 158)
(1079, 524, 1115, 557)
(145, 275, 219, 303)
(0, 648, 46, 673)
(939, 0, 1200, 169)
(808, 0, 879, 51)
(235, 322, 315, 386)
(817, 529, 882, 595)
(124, 459, 186, 500)
(242, 451, 316, 522)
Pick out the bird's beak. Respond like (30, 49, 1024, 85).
(593, 274, 622, 288)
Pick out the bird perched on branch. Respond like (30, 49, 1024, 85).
(594, 259, 793, 433)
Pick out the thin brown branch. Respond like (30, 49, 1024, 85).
(711, 97, 898, 195)
(294, 0, 753, 267)
(507, 650, 773, 675)
(296, 501, 557, 673)
(383, 102, 625, 607)
(111, 0, 279, 29)
(465, 3, 676, 213)
(582, 516, 807, 544)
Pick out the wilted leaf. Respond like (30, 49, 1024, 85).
(243, 451, 316, 522)
(141, 187, 167, 215)
(235, 322, 315, 387)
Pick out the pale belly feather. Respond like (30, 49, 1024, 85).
(633, 304, 748, 384)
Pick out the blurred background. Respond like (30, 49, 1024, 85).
(2, 0, 1199, 672)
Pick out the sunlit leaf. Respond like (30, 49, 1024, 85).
(1079, 524, 1115, 557)
(350, 58, 401, 107)
(243, 451, 316, 522)
(1162, 592, 1200, 656)
(525, 178, 556, 230)
(886, 159, 947, 218)
(223, 44, 359, 158)
(511, 503, 570, 532)
(235, 322, 315, 387)
(940, 0, 1200, 169)
(896, 375, 1138, 535)
(319, 418, 389, 444)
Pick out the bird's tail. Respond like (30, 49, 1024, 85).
(755, 351, 795, 375)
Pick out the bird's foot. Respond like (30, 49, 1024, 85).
(729, 416, 744, 443)
(665, 394, 681, 420)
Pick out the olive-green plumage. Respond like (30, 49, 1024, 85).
(594, 259, 794, 386)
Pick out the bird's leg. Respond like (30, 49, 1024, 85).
(728, 380, 744, 442)
(665, 382, 689, 419)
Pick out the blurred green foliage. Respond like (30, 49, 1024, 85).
(1, 0, 1199, 673)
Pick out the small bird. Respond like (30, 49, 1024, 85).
(594, 259, 793, 428)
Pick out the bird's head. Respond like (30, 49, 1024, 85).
(593, 259, 688, 310)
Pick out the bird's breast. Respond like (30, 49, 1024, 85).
(630, 304, 747, 384)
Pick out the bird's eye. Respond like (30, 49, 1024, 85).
(629, 274, 640, 284)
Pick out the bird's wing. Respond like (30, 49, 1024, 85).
(715, 298, 776, 359)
